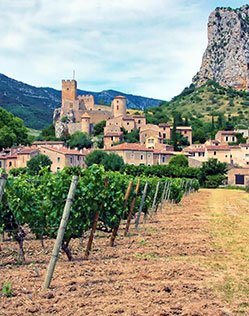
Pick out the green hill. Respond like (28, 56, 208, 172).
(145, 81, 249, 143)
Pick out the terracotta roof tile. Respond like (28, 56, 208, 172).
(105, 142, 153, 152)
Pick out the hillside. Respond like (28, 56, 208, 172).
(147, 81, 249, 126)
(193, 5, 249, 91)
(0, 74, 163, 130)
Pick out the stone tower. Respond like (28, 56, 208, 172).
(61, 80, 78, 117)
(62, 80, 77, 102)
(112, 96, 127, 118)
(81, 112, 91, 134)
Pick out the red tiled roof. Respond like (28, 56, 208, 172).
(105, 142, 153, 152)
(206, 146, 230, 151)
(33, 141, 64, 145)
(122, 117, 135, 121)
(18, 147, 39, 155)
(133, 115, 145, 118)
(41, 146, 88, 156)
(220, 131, 237, 135)
(104, 132, 123, 137)
(185, 148, 205, 153)
(114, 95, 126, 99)
(240, 143, 249, 147)
(0, 155, 17, 160)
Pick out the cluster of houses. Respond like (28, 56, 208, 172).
(0, 78, 248, 187)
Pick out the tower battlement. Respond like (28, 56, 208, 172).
(62, 79, 77, 101)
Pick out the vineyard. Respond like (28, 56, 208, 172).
(0, 165, 199, 266)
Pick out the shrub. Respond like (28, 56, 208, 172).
(2, 281, 13, 297)
(204, 174, 226, 188)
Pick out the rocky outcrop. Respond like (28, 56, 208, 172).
(193, 5, 249, 91)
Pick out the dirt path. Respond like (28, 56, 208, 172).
(1, 189, 248, 316)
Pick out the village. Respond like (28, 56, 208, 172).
(0, 79, 249, 187)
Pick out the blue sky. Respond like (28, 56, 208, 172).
(0, 0, 247, 100)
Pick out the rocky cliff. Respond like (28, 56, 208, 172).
(193, 5, 249, 91)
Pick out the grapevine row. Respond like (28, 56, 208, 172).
(0, 165, 199, 262)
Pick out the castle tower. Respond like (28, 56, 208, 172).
(111, 96, 127, 118)
(62, 80, 77, 102)
(81, 112, 91, 134)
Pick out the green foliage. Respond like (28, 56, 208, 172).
(2, 281, 13, 297)
(93, 121, 106, 136)
(169, 155, 189, 168)
(0, 107, 29, 149)
(204, 175, 227, 188)
(9, 167, 27, 176)
(0, 165, 199, 261)
(37, 124, 57, 141)
(200, 159, 227, 188)
(27, 154, 52, 175)
(122, 128, 140, 143)
(85, 150, 124, 171)
(68, 131, 92, 149)
(121, 164, 200, 179)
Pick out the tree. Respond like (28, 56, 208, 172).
(101, 153, 124, 171)
(68, 131, 92, 149)
(200, 158, 227, 188)
(169, 155, 189, 168)
(85, 150, 124, 171)
(85, 150, 108, 167)
(0, 108, 29, 149)
(27, 154, 52, 175)
(37, 124, 57, 141)
(93, 121, 106, 136)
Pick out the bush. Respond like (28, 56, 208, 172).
(169, 155, 189, 168)
(27, 154, 52, 175)
(204, 174, 226, 188)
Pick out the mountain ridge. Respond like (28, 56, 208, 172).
(0, 73, 163, 130)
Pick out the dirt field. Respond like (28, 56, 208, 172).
(1, 189, 249, 316)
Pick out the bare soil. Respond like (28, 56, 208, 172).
(0, 189, 248, 316)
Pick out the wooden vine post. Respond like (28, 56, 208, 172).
(135, 182, 148, 230)
(151, 181, 160, 214)
(110, 180, 133, 247)
(124, 179, 140, 236)
(0, 173, 7, 201)
(85, 177, 108, 258)
(43, 175, 78, 289)
(0, 174, 7, 244)
(159, 182, 167, 211)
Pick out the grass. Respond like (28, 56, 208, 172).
(202, 190, 249, 309)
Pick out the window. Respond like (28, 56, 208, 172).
(214, 151, 216, 156)
(232, 136, 235, 142)
(127, 122, 129, 125)
(226, 136, 229, 141)
(162, 156, 165, 163)
(0, 161, 2, 167)
(138, 120, 141, 124)
(117, 105, 119, 110)
(163, 133, 166, 138)
(70, 157, 73, 164)
(9, 161, 12, 167)
(235, 174, 244, 185)
(141, 155, 144, 160)
(57, 157, 60, 163)
(57, 167, 61, 172)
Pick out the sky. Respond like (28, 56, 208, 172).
(0, 0, 247, 100)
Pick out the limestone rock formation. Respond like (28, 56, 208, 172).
(193, 5, 249, 91)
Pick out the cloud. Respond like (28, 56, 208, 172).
(0, 0, 246, 100)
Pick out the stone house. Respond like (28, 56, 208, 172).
(215, 130, 238, 144)
(227, 167, 249, 186)
(105, 143, 154, 166)
(39, 146, 89, 172)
